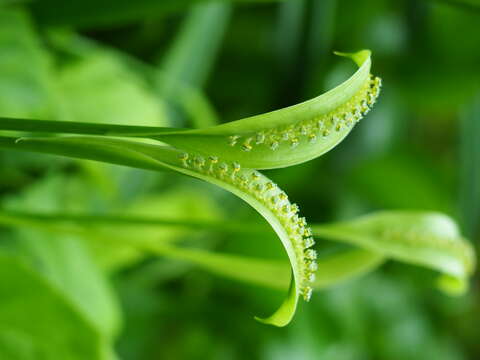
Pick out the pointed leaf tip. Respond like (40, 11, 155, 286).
(334, 49, 372, 67)
(254, 276, 298, 327)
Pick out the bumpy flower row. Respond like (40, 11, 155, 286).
(177, 152, 317, 301)
(228, 75, 382, 152)
(380, 227, 474, 271)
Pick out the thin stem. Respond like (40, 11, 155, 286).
(0, 117, 182, 137)
(0, 210, 270, 235)
(0, 209, 383, 291)
(0, 209, 344, 237)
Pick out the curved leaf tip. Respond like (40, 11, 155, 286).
(0, 49, 384, 327)
(334, 49, 372, 67)
(141, 49, 381, 170)
(313, 211, 476, 294)
(254, 277, 298, 327)
(0, 135, 318, 327)
(437, 274, 468, 296)
(123, 141, 318, 326)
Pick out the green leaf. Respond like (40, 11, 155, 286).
(0, 207, 473, 295)
(0, 134, 475, 322)
(0, 9, 57, 119)
(0, 254, 113, 360)
(0, 117, 176, 137)
(48, 30, 219, 130)
(120, 50, 381, 169)
(312, 211, 476, 294)
(0, 135, 317, 326)
(0, 50, 381, 170)
(2, 176, 121, 339)
(1, 205, 473, 295)
(57, 51, 168, 127)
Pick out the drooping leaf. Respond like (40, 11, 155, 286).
(2, 206, 474, 295)
(0, 206, 475, 295)
(313, 211, 476, 294)
(0, 135, 318, 326)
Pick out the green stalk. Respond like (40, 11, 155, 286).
(0, 210, 268, 235)
(0, 117, 178, 137)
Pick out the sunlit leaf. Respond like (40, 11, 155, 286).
(0, 50, 381, 170)
(57, 51, 168, 127)
(115, 50, 381, 169)
(0, 9, 57, 119)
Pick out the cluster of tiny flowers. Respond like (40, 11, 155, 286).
(381, 227, 474, 270)
(227, 75, 382, 152)
(177, 152, 318, 301)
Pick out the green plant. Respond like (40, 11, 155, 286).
(0, 50, 475, 329)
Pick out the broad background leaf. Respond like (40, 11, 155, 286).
(0, 254, 113, 360)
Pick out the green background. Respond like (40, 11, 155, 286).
(0, 0, 478, 359)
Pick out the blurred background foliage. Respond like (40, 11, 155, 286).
(0, 0, 479, 359)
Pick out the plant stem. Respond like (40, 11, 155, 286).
(0, 210, 270, 235)
(0, 117, 179, 137)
